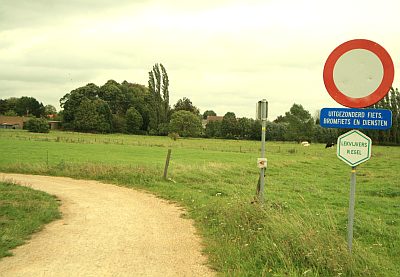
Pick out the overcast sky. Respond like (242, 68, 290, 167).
(1, 0, 400, 120)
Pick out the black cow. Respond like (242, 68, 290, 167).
(325, 142, 334, 148)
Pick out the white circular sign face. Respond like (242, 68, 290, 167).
(333, 49, 384, 98)
(323, 39, 395, 108)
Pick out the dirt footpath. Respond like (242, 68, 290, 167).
(0, 173, 215, 277)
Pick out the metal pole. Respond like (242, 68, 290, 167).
(347, 166, 356, 253)
(259, 120, 266, 203)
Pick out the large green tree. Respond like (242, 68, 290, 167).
(205, 120, 222, 138)
(221, 112, 238, 139)
(0, 99, 8, 114)
(389, 87, 400, 144)
(160, 64, 170, 124)
(60, 83, 99, 129)
(237, 117, 253, 140)
(365, 87, 400, 144)
(0, 97, 45, 117)
(112, 114, 127, 133)
(60, 80, 154, 134)
(126, 107, 143, 134)
(266, 121, 288, 141)
(203, 110, 216, 119)
(44, 105, 57, 116)
(73, 98, 98, 132)
(249, 120, 262, 140)
(15, 97, 45, 117)
(173, 97, 200, 116)
(313, 125, 338, 143)
(120, 81, 151, 132)
(169, 110, 202, 137)
(0, 98, 17, 115)
(98, 80, 123, 114)
(25, 118, 49, 133)
(284, 104, 314, 142)
(148, 63, 170, 133)
(73, 98, 112, 133)
(273, 115, 288, 123)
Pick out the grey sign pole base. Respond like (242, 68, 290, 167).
(258, 120, 267, 204)
(347, 166, 356, 253)
(255, 99, 268, 205)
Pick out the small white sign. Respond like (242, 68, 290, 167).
(257, 158, 267, 169)
(337, 130, 372, 166)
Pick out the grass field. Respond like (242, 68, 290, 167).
(0, 181, 61, 259)
(0, 129, 399, 276)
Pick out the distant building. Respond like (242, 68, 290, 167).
(0, 116, 29, 129)
(48, 120, 61, 130)
(47, 114, 58, 119)
(206, 115, 223, 122)
(0, 116, 61, 130)
(202, 115, 224, 128)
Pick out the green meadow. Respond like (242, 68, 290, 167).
(0, 129, 399, 276)
(0, 181, 60, 259)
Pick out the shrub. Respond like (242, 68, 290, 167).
(169, 110, 202, 137)
(25, 118, 49, 133)
(168, 132, 180, 141)
(126, 107, 143, 134)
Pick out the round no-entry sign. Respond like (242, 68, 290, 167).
(323, 39, 394, 108)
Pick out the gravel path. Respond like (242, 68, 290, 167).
(0, 173, 214, 277)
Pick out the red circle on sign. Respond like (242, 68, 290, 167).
(323, 39, 394, 108)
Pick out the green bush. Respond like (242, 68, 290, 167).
(168, 132, 180, 141)
(169, 110, 202, 137)
(126, 107, 143, 134)
(25, 118, 49, 133)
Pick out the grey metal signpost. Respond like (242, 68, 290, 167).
(259, 119, 266, 202)
(323, 39, 394, 253)
(256, 99, 268, 204)
(337, 129, 372, 252)
(347, 166, 356, 252)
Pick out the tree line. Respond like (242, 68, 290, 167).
(58, 64, 206, 135)
(56, 59, 400, 144)
(0, 96, 56, 118)
(362, 87, 400, 145)
(204, 104, 338, 143)
(1, 62, 399, 144)
(0, 96, 57, 133)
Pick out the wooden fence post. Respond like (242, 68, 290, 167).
(163, 149, 172, 180)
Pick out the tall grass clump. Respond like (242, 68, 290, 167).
(0, 162, 162, 187)
(199, 198, 386, 276)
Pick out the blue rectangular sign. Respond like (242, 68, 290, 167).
(320, 108, 392, 130)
